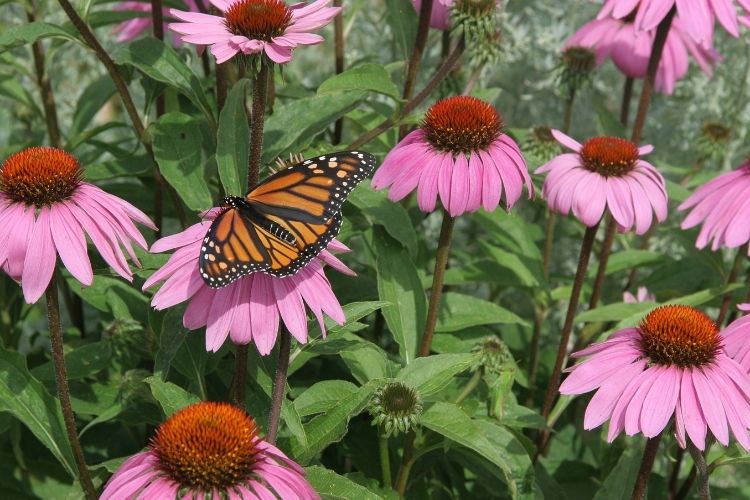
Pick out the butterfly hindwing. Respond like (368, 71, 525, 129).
(246, 151, 376, 223)
(199, 151, 375, 287)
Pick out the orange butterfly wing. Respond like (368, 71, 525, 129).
(199, 151, 375, 287)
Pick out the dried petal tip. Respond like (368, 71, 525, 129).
(369, 381, 423, 437)
(639, 305, 721, 368)
(1, 147, 81, 206)
(423, 96, 503, 153)
(224, 0, 292, 41)
(580, 136, 639, 177)
(151, 402, 260, 491)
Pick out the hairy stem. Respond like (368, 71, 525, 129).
(630, 7, 675, 144)
(266, 329, 291, 445)
(588, 215, 617, 310)
(419, 211, 456, 357)
(537, 222, 600, 456)
(348, 36, 465, 149)
(45, 272, 97, 500)
(248, 62, 270, 187)
(631, 435, 662, 500)
(668, 448, 685, 500)
(333, 0, 345, 144)
(687, 443, 711, 500)
(399, 0, 434, 139)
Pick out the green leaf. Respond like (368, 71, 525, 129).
(593, 95, 626, 138)
(295, 380, 360, 417)
(318, 63, 401, 101)
(0, 349, 76, 477)
(84, 154, 153, 181)
(586, 250, 665, 278)
(31, 342, 112, 381)
(374, 230, 426, 364)
(70, 75, 116, 138)
(349, 182, 418, 256)
(151, 112, 213, 211)
(68, 275, 148, 324)
(293, 379, 383, 463)
(305, 466, 387, 500)
(575, 302, 653, 323)
(216, 79, 250, 196)
(0, 22, 77, 52)
(112, 37, 215, 129)
(436, 293, 527, 332)
(145, 376, 201, 417)
(422, 402, 535, 499)
(397, 353, 477, 398)
(262, 91, 364, 163)
(480, 243, 540, 287)
(592, 439, 646, 500)
(384, 0, 417, 59)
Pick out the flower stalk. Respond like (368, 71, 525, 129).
(348, 36, 465, 149)
(588, 214, 617, 310)
(631, 435, 663, 500)
(687, 442, 711, 500)
(267, 328, 291, 444)
(537, 222, 600, 454)
(399, 0, 434, 139)
(716, 245, 747, 326)
(419, 210, 456, 356)
(45, 272, 97, 500)
(333, 0, 345, 144)
(379, 432, 392, 488)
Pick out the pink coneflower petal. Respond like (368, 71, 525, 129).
(562, 305, 750, 451)
(169, 0, 340, 64)
(21, 208, 57, 303)
(372, 96, 530, 217)
(49, 204, 93, 286)
(537, 134, 667, 233)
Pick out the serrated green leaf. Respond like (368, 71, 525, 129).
(574, 302, 653, 323)
(437, 293, 527, 332)
(151, 112, 213, 211)
(0, 349, 76, 477)
(293, 379, 384, 463)
(374, 230, 426, 364)
(0, 22, 77, 52)
(397, 353, 477, 397)
(305, 466, 387, 500)
(31, 342, 112, 381)
(262, 91, 364, 163)
(318, 63, 401, 100)
(295, 380, 359, 417)
(112, 36, 215, 129)
(422, 403, 535, 499)
(216, 79, 250, 196)
(145, 376, 201, 417)
(349, 182, 418, 256)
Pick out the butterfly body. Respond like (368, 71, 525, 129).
(200, 151, 375, 288)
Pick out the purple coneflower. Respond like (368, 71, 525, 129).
(679, 159, 750, 253)
(561, 305, 750, 451)
(535, 130, 667, 234)
(101, 402, 318, 499)
(0, 147, 154, 303)
(143, 210, 350, 353)
(371, 96, 532, 217)
(598, 0, 750, 42)
(169, 0, 340, 64)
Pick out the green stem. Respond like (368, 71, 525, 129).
(379, 433, 392, 489)
(419, 210, 456, 357)
(399, 0, 434, 139)
(588, 215, 617, 310)
(266, 328, 291, 445)
(455, 370, 482, 406)
(348, 36, 465, 149)
(537, 222, 600, 457)
(45, 272, 97, 500)
(631, 435, 663, 500)
(687, 442, 711, 500)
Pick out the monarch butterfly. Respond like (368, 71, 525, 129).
(200, 151, 376, 288)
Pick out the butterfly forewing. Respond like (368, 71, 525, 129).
(247, 151, 376, 223)
(199, 151, 375, 287)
